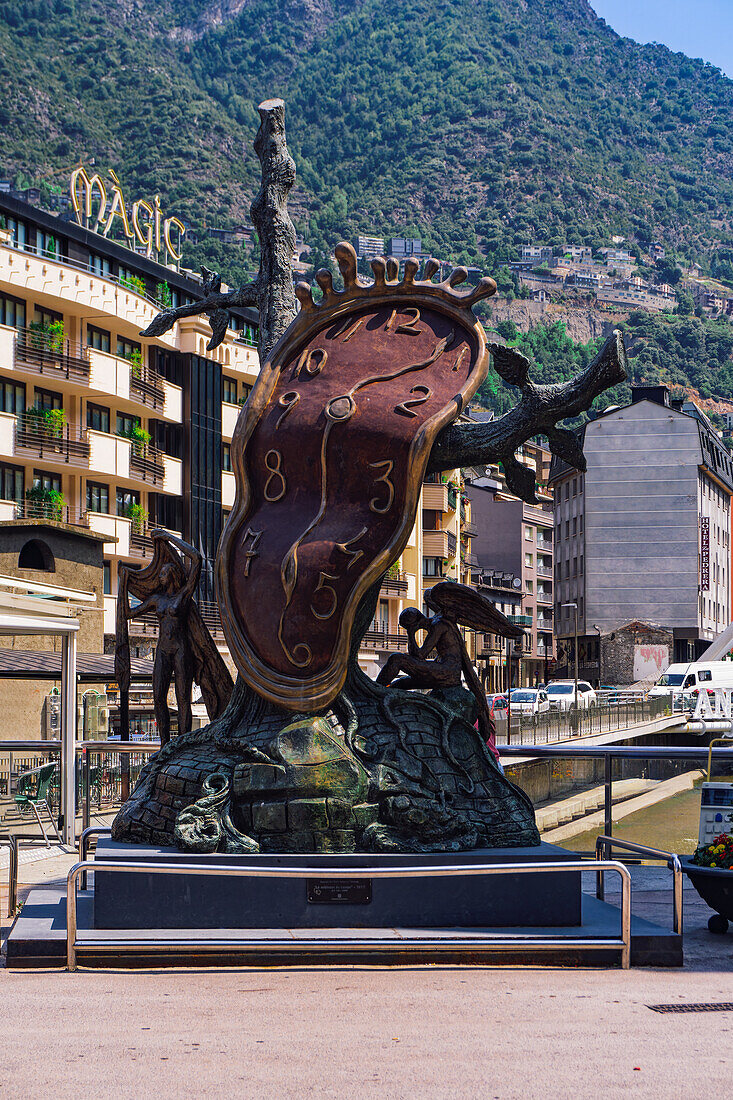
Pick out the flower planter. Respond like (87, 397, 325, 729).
(680, 856, 733, 934)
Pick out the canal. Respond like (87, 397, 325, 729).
(561, 782, 705, 856)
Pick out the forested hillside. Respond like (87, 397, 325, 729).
(4, 0, 733, 400)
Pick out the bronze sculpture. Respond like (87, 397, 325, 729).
(111, 99, 626, 854)
(116, 531, 233, 745)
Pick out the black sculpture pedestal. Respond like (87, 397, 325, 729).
(93, 839, 580, 930)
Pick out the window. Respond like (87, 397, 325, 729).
(525, 525, 534, 541)
(564, 560, 570, 579)
(33, 307, 62, 328)
(36, 229, 62, 261)
(422, 509, 441, 531)
(525, 579, 533, 593)
(103, 561, 111, 595)
(33, 470, 61, 493)
(117, 336, 141, 361)
(87, 403, 110, 433)
(86, 325, 111, 353)
(116, 487, 139, 517)
(5, 216, 28, 249)
(222, 377, 238, 404)
(524, 552, 533, 567)
(89, 253, 112, 278)
(223, 443, 232, 472)
(565, 521, 570, 539)
(579, 514, 584, 533)
(572, 556, 578, 576)
(18, 539, 55, 571)
(0, 462, 23, 501)
(86, 481, 109, 514)
(240, 383, 252, 404)
(579, 555, 584, 575)
(0, 291, 26, 329)
(564, 482, 569, 500)
(33, 387, 62, 411)
(572, 517, 577, 536)
(0, 377, 25, 415)
(424, 557, 442, 577)
(116, 412, 140, 438)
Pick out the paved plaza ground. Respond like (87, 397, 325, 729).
(2, 850, 732, 1098)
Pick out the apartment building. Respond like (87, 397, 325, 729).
(464, 440, 554, 685)
(471, 568, 523, 692)
(550, 385, 733, 681)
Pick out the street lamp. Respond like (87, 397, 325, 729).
(562, 602, 579, 713)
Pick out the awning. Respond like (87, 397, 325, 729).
(0, 648, 154, 682)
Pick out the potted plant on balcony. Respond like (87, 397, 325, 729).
(155, 281, 173, 308)
(24, 484, 65, 521)
(120, 273, 147, 296)
(127, 348, 143, 379)
(130, 423, 151, 457)
(28, 318, 65, 354)
(125, 501, 148, 535)
(23, 405, 66, 440)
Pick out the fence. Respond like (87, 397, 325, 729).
(496, 693, 677, 745)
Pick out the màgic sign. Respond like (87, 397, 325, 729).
(216, 242, 495, 710)
(700, 516, 710, 591)
(70, 166, 185, 265)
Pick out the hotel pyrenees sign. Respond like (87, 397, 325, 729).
(70, 166, 185, 265)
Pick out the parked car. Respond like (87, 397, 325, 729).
(487, 693, 508, 718)
(508, 688, 550, 716)
(546, 680, 597, 711)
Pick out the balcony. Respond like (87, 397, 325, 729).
(222, 470, 235, 508)
(447, 530, 457, 556)
(537, 616, 554, 631)
(422, 529, 449, 557)
(422, 482, 448, 511)
(462, 519, 478, 538)
(462, 551, 479, 567)
(536, 590, 554, 605)
(86, 512, 131, 557)
(536, 564, 553, 579)
(537, 536, 553, 552)
(198, 600, 225, 638)
(11, 499, 89, 527)
(130, 363, 165, 411)
(15, 415, 90, 469)
(380, 571, 408, 597)
(222, 402, 240, 440)
(361, 628, 408, 653)
(447, 485, 458, 511)
(13, 326, 90, 382)
(537, 643, 553, 658)
(479, 632, 504, 657)
(507, 614, 533, 627)
(129, 443, 165, 488)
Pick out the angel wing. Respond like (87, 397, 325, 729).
(424, 580, 524, 638)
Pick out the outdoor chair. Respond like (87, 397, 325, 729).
(14, 762, 62, 845)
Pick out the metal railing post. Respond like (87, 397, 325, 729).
(595, 836, 683, 938)
(604, 752, 613, 838)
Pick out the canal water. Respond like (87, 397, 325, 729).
(560, 782, 704, 856)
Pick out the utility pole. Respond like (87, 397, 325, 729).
(563, 602, 579, 729)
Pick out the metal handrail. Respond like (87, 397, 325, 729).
(1, 836, 18, 917)
(66, 858, 631, 971)
(78, 825, 112, 891)
(595, 835, 683, 936)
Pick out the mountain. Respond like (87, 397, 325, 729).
(2, 0, 733, 300)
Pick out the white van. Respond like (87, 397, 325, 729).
(648, 661, 733, 698)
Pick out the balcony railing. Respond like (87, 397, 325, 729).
(361, 629, 408, 652)
(129, 528, 153, 559)
(14, 327, 90, 381)
(198, 601, 225, 637)
(447, 485, 458, 511)
(129, 443, 165, 487)
(537, 537, 553, 552)
(536, 565, 553, 579)
(129, 363, 165, 411)
(462, 519, 478, 538)
(537, 617, 554, 631)
(447, 530, 457, 556)
(15, 417, 90, 468)
(507, 614, 533, 627)
(536, 643, 553, 658)
(462, 551, 479, 567)
(536, 591, 553, 605)
(380, 572, 409, 596)
(12, 499, 89, 526)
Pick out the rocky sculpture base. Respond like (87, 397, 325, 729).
(112, 663, 540, 854)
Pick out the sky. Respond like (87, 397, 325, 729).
(590, 0, 733, 79)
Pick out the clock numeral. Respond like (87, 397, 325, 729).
(292, 346, 327, 380)
(310, 571, 339, 621)
(452, 347, 468, 373)
(325, 394, 356, 422)
(395, 384, 433, 418)
(241, 526, 262, 577)
(369, 459, 395, 514)
(332, 316, 365, 343)
(275, 390, 300, 428)
(264, 449, 287, 502)
(386, 307, 422, 336)
(336, 526, 368, 571)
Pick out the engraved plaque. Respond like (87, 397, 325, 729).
(306, 878, 372, 905)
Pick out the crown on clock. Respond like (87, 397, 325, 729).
(294, 241, 497, 316)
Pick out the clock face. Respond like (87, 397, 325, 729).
(218, 298, 486, 709)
